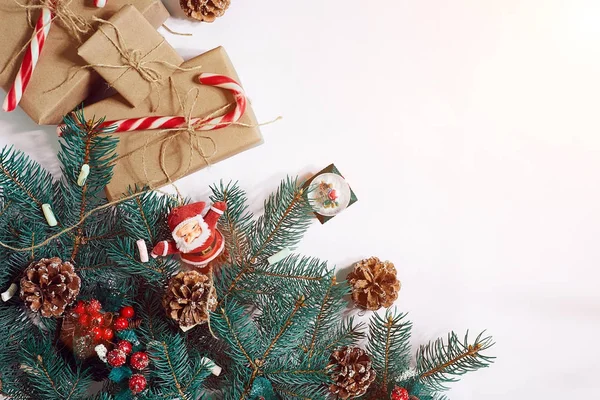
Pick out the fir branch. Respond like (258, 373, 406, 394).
(218, 178, 313, 305)
(306, 277, 336, 362)
(324, 317, 366, 351)
(19, 337, 92, 400)
(416, 331, 495, 391)
(261, 296, 306, 361)
(250, 177, 313, 262)
(0, 146, 54, 222)
(367, 309, 412, 389)
(210, 181, 253, 264)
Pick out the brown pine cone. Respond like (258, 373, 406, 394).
(328, 346, 376, 399)
(346, 257, 400, 310)
(20, 257, 81, 318)
(180, 0, 231, 22)
(163, 270, 217, 328)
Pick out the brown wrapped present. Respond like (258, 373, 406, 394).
(0, 0, 169, 125)
(78, 5, 184, 108)
(83, 46, 263, 201)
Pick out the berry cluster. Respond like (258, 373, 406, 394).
(72, 299, 114, 342)
(107, 340, 150, 394)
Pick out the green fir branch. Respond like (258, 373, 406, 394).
(18, 337, 92, 400)
(416, 330, 495, 391)
(367, 309, 412, 390)
(0, 146, 55, 224)
(210, 180, 253, 264)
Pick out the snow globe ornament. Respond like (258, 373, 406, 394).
(304, 164, 358, 224)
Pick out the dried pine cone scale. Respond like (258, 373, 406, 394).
(347, 257, 400, 310)
(180, 0, 230, 22)
(20, 257, 81, 317)
(328, 346, 376, 399)
(163, 270, 217, 328)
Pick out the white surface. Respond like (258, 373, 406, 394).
(1, 1, 599, 398)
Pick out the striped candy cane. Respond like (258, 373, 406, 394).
(3, 6, 53, 112)
(94, 0, 107, 7)
(56, 73, 247, 135)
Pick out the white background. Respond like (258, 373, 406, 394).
(1, 1, 599, 399)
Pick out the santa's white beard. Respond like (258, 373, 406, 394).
(175, 231, 211, 253)
(172, 216, 211, 253)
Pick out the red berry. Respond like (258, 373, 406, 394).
(117, 340, 133, 355)
(128, 374, 147, 394)
(78, 314, 91, 328)
(328, 189, 338, 200)
(91, 313, 105, 327)
(114, 317, 129, 331)
(120, 306, 135, 319)
(73, 301, 86, 315)
(107, 349, 127, 367)
(130, 352, 150, 370)
(102, 328, 114, 341)
(391, 387, 409, 400)
(86, 299, 102, 315)
(91, 326, 103, 342)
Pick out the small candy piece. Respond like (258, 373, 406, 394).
(77, 164, 90, 186)
(267, 247, 291, 265)
(86, 299, 102, 315)
(73, 300, 86, 315)
(1, 283, 18, 302)
(114, 317, 129, 331)
(107, 349, 127, 367)
(130, 352, 150, 370)
(129, 374, 147, 394)
(102, 328, 114, 341)
(117, 340, 133, 355)
(201, 357, 222, 376)
(41, 204, 57, 226)
(136, 239, 149, 262)
(95, 344, 108, 363)
(120, 306, 135, 319)
(94, 0, 107, 7)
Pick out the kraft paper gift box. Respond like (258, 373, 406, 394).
(0, 0, 169, 125)
(78, 5, 184, 108)
(83, 46, 264, 201)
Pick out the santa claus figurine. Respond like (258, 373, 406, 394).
(151, 201, 226, 269)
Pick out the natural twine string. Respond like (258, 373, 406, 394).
(45, 17, 203, 112)
(1, 0, 93, 75)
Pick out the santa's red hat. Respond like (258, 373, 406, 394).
(168, 202, 207, 232)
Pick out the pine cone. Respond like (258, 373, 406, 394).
(328, 346, 376, 399)
(346, 257, 400, 310)
(180, 0, 231, 22)
(19, 257, 81, 318)
(163, 270, 217, 327)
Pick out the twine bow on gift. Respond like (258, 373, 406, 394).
(114, 84, 226, 199)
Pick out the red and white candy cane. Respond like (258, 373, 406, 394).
(56, 73, 247, 135)
(94, 0, 107, 7)
(3, 6, 53, 112)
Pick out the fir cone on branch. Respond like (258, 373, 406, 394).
(163, 270, 217, 328)
(328, 346, 376, 399)
(180, 0, 230, 22)
(346, 257, 400, 310)
(20, 257, 81, 317)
